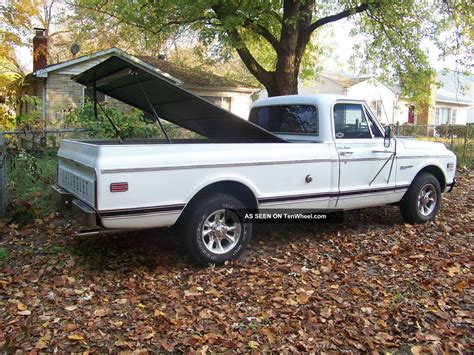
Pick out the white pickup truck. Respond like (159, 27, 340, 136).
(52, 55, 456, 265)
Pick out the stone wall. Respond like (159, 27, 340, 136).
(45, 73, 135, 125)
(45, 73, 84, 124)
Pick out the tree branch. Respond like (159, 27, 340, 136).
(242, 17, 280, 52)
(227, 28, 274, 86)
(307, 2, 375, 34)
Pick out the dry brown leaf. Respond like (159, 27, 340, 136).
(68, 334, 84, 342)
(94, 308, 108, 317)
(248, 340, 259, 349)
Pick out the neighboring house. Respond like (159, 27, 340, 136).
(19, 30, 258, 124)
(434, 70, 474, 125)
(260, 72, 401, 125)
(261, 70, 474, 127)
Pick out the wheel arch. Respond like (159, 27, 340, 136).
(411, 164, 447, 191)
(176, 180, 259, 225)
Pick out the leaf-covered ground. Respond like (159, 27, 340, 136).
(1, 171, 473, 352)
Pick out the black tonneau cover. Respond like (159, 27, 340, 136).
(73, 55, 285, 143)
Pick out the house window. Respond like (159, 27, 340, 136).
(83, 87, 105, 105)
(436, 107, 456, 125)
(370, 100, 382, 120)
(201, 96, 231, 111)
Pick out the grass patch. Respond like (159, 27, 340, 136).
(0, 247, 10, 262)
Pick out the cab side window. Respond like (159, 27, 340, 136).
(334, 103, 371, 139)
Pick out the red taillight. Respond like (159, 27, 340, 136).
(110, 182, 128, 192)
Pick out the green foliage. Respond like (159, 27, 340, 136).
(5, 148, 57, 225)
(436, 124, 473, 138)
(0, 247, 9, 262)
(65, 103, 160, 139)
(73, 0, 472, 102)
(65, 103, 200, 139)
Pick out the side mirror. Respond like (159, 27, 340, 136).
(384, 126, 392, 148)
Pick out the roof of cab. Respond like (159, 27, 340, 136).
(252, 94, 364, 108)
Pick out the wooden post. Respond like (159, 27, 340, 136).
(0, 133, 5, 217)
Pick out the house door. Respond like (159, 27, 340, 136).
(408, 105, 415, 124)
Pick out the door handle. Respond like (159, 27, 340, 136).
(339, 151, 353, 156)
(372, 150, 394, 154)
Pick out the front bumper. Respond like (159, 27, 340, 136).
(446, 178, 456, 193)
(51, 184, 98, 227)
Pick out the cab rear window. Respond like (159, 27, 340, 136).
(249, 105, 318, 135)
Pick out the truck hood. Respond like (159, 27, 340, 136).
(397, 138, 448, 151)
(73, 55, 285, 143)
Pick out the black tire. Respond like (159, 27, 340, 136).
(400, 172, 441, 223)
(181, 193, 252, 265)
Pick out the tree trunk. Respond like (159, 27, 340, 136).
(265, 70, 299, 97)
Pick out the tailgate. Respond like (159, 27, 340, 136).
(57, 140, 98, 207)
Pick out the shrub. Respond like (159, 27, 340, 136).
(436, 124, 473, 138)
(65, 103, 199, 139)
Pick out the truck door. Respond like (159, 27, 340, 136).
(333, 102, 396, 209)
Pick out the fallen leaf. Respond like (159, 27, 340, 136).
(64, 305, 78, 311)
(391, 244, 400, 256)
(17, 302, 27, 311)
(154, 309, 165, 317)
(35, 333, 51, 349)
(455, 280, 468, 292)
(448, 266, 461, 277)
(248, 340, 259, 349)
(94, 308, 108, 317)
(18, 310, 31, 316)
(68, 334, 84, 342)
(296, 292, 309, 304)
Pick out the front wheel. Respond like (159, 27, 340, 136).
(181, 193, 252, 265)
(399, 172, 441, 223)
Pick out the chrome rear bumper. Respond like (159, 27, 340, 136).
(51, 184, 98, 227)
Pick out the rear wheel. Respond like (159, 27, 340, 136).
(400, 173, 441, 223)
(181, 193, 252, 265)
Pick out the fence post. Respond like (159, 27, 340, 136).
(0, 133, 5, 217)
(463, 123, 470, 161)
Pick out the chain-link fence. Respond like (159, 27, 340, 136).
(0, 129, 90, 222)
(394, 123, 473, 168)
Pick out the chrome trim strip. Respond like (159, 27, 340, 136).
(101, 210, 181, 220)
(397, 155, 452, 159)
(101, 158, 334, 174)
(340, 157, 390, 162)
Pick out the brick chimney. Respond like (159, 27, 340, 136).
(33, 28, 48, 72)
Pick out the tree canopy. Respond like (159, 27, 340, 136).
(72, 0, 472, 102)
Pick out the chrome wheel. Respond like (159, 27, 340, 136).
(417, 183, 437, 216)
(201, 209, 241, 254)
